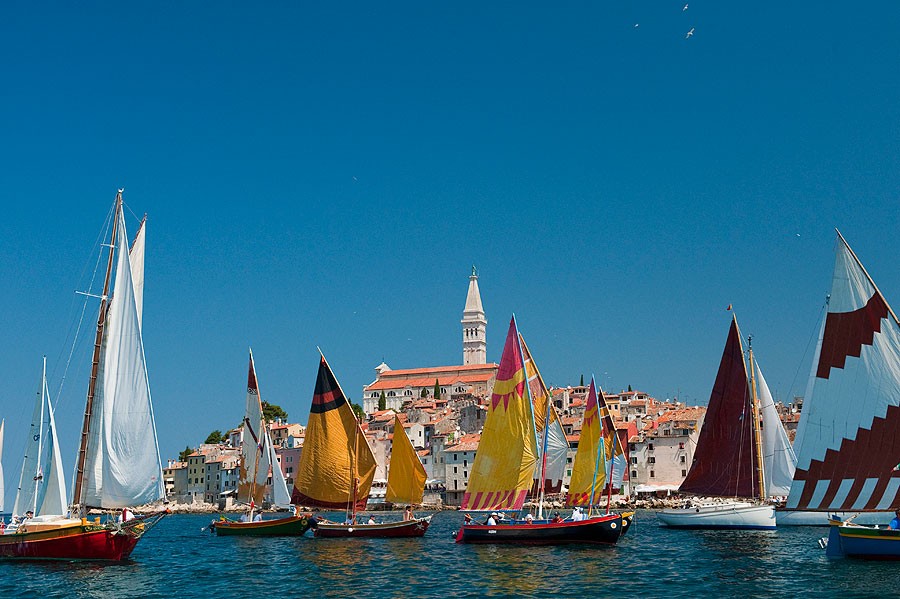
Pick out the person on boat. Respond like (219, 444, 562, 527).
(239, 513, 249, 522)
(486, 512, 498, 526)
(571, 507, 583, 521)
(367, 515, 376, 525)
(119, 507, 135, 523)
(404, 506, 413, 521)
(890, 509, 900, 530)
(253, 512, 263, 522)
(524, 513, 534, 524)
(551, 512, 563, 524)
(464, 513, 473, 525)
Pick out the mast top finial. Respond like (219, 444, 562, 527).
(471, 264, 477, 277)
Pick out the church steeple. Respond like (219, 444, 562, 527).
(462, 266, 487, 365)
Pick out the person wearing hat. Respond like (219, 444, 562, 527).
(551, 511, 563, 524)
(464, 513, 473, 525)
(890, 509, 900, 530)
(487, 512, 498, 526)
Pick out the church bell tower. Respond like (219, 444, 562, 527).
(461, 266, 487, 365)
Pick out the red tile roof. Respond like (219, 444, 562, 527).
(446, 433, 481, 452)
(366, 372, 495, 391)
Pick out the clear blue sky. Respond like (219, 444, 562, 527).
(2, 2, 900, 509)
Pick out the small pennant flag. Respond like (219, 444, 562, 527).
(726, 304, 732, 311)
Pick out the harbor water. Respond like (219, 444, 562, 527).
(0, 510, 895, 598)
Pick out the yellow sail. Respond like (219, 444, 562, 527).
(566, 377, 607, 507)
(385, 415, 426, 505)
(293, 356, 376, 510)
(462, 316, 538, 511)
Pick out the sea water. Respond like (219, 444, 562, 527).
(0, 511, 894, 598)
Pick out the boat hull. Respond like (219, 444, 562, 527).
(776, 509, 890, 527)
(657, 502, 776, 529)
(212, 514, 312, 536)
(313, 516, 431, 538)
(455, 514, 623, 544)
(619, 511, 635, 537)
(0, 519, 140, 561)
(826, 520, 900, 560)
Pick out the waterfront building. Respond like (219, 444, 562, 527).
(628, 407, 706, 495)
(274, 446, 302, 489)
(163, 460, 188, 501)
(443, 433, 480, 505)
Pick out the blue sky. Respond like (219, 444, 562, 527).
(2, 2, 900, 508)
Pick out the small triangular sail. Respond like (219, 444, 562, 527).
(79, 204, 164, 508)
(787, 233, 900, 511)
(521, 333, 568, 495)
(566, 378, 606, 506)
(293, 355, 376, 510)
(462, 316, 538, 512)
(385, 415, 426, 505)
(680, 316, 760, 499)
(755, 360, 796, 497)
(237, 351, 271, 507)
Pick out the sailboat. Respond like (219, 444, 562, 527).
(769, 232, 900, 556)
(455, 316, 623, 544)
(566, 377, 635, 535)
(210, 351, 312, 536)
(295, 353, 431, 538)
(0, 191, 168, 561)
(657, 315, 778, 529)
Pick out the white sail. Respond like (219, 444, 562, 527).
(755, 361, 796, 497)
(36, 380, 67, 516)
(13, 378, 44, 517)
(269, 441, 293, 509)
(238, 351, 273, 507)
(787, 234, 900, 511)
(80, 208, 164, 508)
(130, 218, 145, 328)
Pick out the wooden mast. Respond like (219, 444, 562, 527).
(747, 337, 767, 501)
(72, 190, 121, 508)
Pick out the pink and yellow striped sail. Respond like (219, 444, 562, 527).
(566, 378, 606, 507)
(462, 317, 538, 511)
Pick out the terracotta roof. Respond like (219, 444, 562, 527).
(566, 434, 580, 443)
(416, 449, 431, 457)
(656, 407, 706, 424)
(366, 373, 495, 391)
(445, 433, 481, 452)
(377, 364, 498, 377)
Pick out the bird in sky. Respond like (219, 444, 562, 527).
(685, 27, 695, 38)
(683, 3, 689, 11)
(634, 23, 640, 28)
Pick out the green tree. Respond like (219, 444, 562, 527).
(433, 378, 441, 400)
(178, 445, 194, 462)
(262, 401, 288, 422)
(628, 384, 633, 392)
(580, 374, 584, 386)
(378, 390, 386, 411)
(351, 402, 366, 421)
(204, 430, 223, 444)
(421, 387, 429, 398)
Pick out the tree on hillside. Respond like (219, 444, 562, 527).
(421, 387, 429, 398)
(351, 402, 366, 422)
(433, 378, 441, 400)
(580, 374, 584, 387)
(262, 401, 288, 422)
(378, 390, 386, 411)
(628, 384, 633, 392)
(205, 430, 223, 444)
(178, 446, 194, 462)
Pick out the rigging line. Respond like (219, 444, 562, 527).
(787, 300, 827, 403)
(52, 200, 116, 409)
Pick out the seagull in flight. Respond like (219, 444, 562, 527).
(634, 23, 639, 28)
(683, 3, 689, 11)
(685, 27, 695, 39)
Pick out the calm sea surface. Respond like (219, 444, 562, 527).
(0, 510, 896, 598)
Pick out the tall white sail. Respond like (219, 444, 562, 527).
(787, 233, 900, 511)
(238, 351, 273, 507)
(13, 376, 44, 517)
(269, 441, 293, 509)
(755, 361, 796, 497)
(130, 218, 146, 329)
(80, 207, 164, 508)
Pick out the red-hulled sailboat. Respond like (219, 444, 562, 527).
(455, 317, 623, 545)
(0, 191, 167, 561)
(294, 353, 431, 538)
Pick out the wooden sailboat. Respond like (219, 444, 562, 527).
(773, 231, 900, 556)
(657, 315, 777, 529)
(210, 350, 312, 536)
(565, 376, 634, 536)
(0, 191, 168, 561)
(295, 353, 430, 538)
(456, 316, 623, 544)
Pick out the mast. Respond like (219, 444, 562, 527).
(747, 337, 766, 501)
(72, 191, 121, 508)
(517, 331, 545, 518)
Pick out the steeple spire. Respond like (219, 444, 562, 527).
(462, 267, 487, 365)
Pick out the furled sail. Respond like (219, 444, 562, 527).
(680, 316, 760, 499)
(755, 360, 796, 497)
(463, 317, 538, 511)
(293, 355, 376, 510)
(566, 378, 607, 506)
(385, 415, 426, 505)
(79, 205, 164, 508)
(238, 351, 272, 507)
(787, 232, 900, 512)
(520, 333, 568, 495)
(14, 360, 67, 517)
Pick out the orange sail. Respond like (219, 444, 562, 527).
(462, 316, 538, 511)
(385, 415, 426, 505)
(292, 355, 376, 510)
(566, 378, 606, 507)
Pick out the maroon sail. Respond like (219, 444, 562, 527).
(680, 316, 760, 499)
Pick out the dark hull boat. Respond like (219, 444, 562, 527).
(313, 516, 431, 538)
(211, 514, 312, 536)
(826, 518, 900, 560)
(456, 513, 623, 544)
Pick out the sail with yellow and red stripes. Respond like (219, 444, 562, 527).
(462, 316, 538, 511)
(566, 377, 606, 506)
